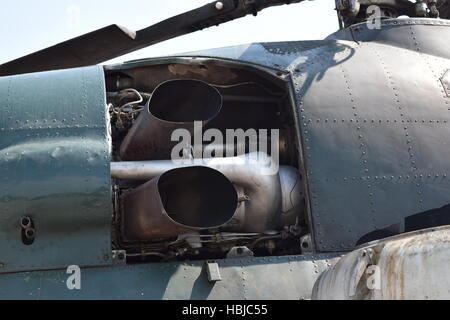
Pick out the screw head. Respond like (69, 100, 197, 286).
(215, 1, 224, 10)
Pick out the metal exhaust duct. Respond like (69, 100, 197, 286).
(113, 153, 302, 233)
(122, 166, 237, 241)
(119, 79, 222, 160)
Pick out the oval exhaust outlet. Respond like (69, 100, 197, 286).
(122, 166, 237, 241)
(119, 79, 223, 160)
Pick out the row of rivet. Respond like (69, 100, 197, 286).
(339, 61, 378, 221)
(320, 173, 449, 181)
(301, 118, 450, 124)
(0, 125, 102, 131)
(291, 65, 326, 244)
(374, 47, 424, 210)
(295, 54, 355, 249)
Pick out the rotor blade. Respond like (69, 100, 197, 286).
(0, 0, 303, 76)
(0, 25, 137, 77)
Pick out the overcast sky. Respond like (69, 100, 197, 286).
(0, 0, 338, 65)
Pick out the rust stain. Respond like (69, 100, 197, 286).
(168, 64, 238, 83)
(384, 241, 401, 299)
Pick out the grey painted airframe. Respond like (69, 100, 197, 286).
(0, 0, 449, 300)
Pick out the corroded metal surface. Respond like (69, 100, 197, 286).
(112, 154, 301, 233)
(0, 66, 112, 273)
(0, 253, 341, 300)
(122, 166, 237, 240)
(312, 226, 450, 300)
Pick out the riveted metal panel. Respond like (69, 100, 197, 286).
(0, 66, 112, 273)
(259, 40, 336, 56)
(296, 40, 450, 250)
(0, 253, 341, 300)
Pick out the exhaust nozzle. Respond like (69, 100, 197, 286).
(113, 153, 303, 235)
(122, 166, 237, 241)
(119, 79, 222, 161)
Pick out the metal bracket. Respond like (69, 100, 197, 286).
(300, 234, 314, 254)
(440, 69, 450, 98)
(205, 261, 222, 282)
(226, 246, 254, 259)
(111, 250, 127, 266)
(348, 248, 374, 297)
(336, 0, 361, 17)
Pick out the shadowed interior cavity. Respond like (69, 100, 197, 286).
(149, 79, 222, 123)
(158, 166, 237, 228)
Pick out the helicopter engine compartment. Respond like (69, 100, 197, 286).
(105, 61, 308, 262)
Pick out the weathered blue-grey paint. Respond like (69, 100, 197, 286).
(1, 17, 450, 299)
(0, 66, 112, 273)
(0, 253, 341, 300)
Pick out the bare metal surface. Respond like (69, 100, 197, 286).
(113, 153, 302, 232)
(227, 246, 254, 258)
(119, 79, 222, 160)
(122, 166, 237, 240)
(205, 261, 222, 282)
(312, 226, 450, 300)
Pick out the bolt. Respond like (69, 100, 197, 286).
(215, 1, 224, 10)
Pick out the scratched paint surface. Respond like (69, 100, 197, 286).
(0, 253, 341, 300)
(0, 66, 112, 273)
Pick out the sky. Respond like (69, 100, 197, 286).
(0, 0, 338, 65)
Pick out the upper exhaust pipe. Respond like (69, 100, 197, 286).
(119, 79, 222, 161)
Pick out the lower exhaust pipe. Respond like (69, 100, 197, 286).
(113, 153, 303, 235)
(122, 166, 237, 240)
